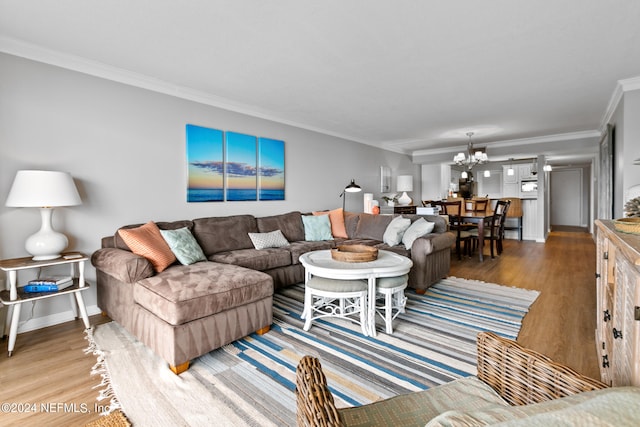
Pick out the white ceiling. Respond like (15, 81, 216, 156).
(2, 0, 640, 166)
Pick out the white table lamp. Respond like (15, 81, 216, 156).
(5, 170, 82, 260)
(396, 175, 413, 206)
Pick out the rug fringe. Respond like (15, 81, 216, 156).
(84, 327, 123, 416)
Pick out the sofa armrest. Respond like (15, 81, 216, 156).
(91, 248, 155, 284)
(476, 332, 607, 406)
(411, 231, 456, 254)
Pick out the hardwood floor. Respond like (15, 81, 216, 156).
(450, 228, 600, 379)
(0, 229, 600, 425)
(0, 314, 111, 426)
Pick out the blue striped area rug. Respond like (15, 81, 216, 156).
(206, 277, 536, 421)
(91, 277, 538, 426)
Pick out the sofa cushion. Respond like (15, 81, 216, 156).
(133, 262, 273, 325)
(302, 215, 334, 241)
(344, 211, 361, 238)
(256, 211, 305, 242)
(425, 387, 640, 427)
(286, 240, 336, 265)
(117, 221, 177, 272)
(354, 214, 393, 240)
(338, 376, 508, 426)
(160, 227, 207, 265)
(193, 215, 258, 256)
(210, 247, 291, 271)
(313, 208, 348, 238)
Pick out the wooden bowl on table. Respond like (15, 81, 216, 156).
(331, 245, 378, 263)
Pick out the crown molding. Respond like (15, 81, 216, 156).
(599, 75, 640, 133)
(410, 129, 601, 159)
(0, 36, 389, 150)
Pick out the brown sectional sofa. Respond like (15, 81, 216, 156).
(91, 210, 455, 373)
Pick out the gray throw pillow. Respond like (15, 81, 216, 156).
(402, 218, 435, 249)
(248, 229, 290, 249)
(383, 216, 412, 246)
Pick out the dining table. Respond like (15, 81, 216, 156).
(459, 211, 495, 262)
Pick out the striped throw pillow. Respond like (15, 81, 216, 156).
(118, 221, 176, 272)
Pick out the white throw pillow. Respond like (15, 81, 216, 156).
(402, 218, 435, 249)
(383, 216, 412, 246)
(248, 230, 290, 249)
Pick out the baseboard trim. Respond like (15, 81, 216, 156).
(16, 304, 102, 334)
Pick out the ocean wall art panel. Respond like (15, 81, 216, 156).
(225, 131, 258, 201)
(258, 137, 285, 201)
(186, 124, 224, 202)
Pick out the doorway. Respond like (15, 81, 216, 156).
(550, 168, 585, 227)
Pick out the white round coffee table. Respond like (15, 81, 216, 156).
(299, 249, 413, 336)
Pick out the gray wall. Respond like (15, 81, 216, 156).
(609, 88, 640, 217)
(0, 53, 415, 331)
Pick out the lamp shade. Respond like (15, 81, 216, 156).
(6, 170, 82, 207)
(344, 179, 361, 193)
(396, 175, 413, 192)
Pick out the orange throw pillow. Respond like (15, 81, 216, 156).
(313, 208, 348, 238)
(118, 221, 176, 272)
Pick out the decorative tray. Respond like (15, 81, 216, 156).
(331, 245, 378, 263)
(613, 217, 640, 234)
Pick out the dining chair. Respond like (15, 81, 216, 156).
(470, 197, 489, 213)
(469, 200, 511, 258)
(432, 200, 472, 260)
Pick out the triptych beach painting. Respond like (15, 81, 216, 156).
(186, 124, 285, 202)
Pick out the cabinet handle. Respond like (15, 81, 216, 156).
(602, 355, 609, 368)
(595, 273, 601, 279)
(603, 310, 611, 322)
(613, 328, 623, 339)
(603, 251, 608, 260)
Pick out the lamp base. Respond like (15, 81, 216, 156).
(397, 192, 412, 206)
(25, 208, 68, 260)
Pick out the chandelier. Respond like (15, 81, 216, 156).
(453, 132, 488, 174)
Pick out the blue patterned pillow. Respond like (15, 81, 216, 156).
(302, 215, 334, 241)
(159, 227, 207, 265)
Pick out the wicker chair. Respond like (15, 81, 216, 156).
(295, 332, 607, 427)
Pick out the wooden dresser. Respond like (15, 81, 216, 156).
(594, 219, 640, 386)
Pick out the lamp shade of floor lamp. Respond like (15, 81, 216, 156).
(396, 175, 413, 206)
(340, 179, 362, 211)
(5, 170, 82, 260)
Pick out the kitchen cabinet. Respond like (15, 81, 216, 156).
(518, 164, 536, 180)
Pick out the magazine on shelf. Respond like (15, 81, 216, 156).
(24, 276, 73, 293)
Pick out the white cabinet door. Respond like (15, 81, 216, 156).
(518, 165, 534, 180)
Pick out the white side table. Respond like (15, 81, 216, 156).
(0, 252, 91, 356)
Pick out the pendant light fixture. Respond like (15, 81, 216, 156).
(453, 132, 488, 174)
(507, 158, 515, 176)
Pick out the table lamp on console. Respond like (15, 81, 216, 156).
(396, 175, 413, 206)
(5, 170, 82, 260)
